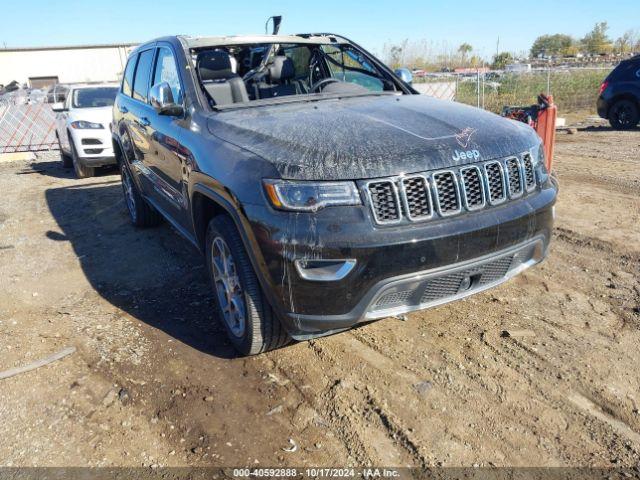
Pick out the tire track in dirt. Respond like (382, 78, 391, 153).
(271, 335, 434, 467)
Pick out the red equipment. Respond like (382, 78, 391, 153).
(501, 94, 557, 172)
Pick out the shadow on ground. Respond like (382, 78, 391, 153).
(45, 178, 239, 359)
(18, 159, 118, 179)
(578, 125, 639, 132)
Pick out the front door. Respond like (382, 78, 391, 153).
(144, 44, 191, 228)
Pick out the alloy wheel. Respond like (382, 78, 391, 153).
(613, 103, 633, 127)
(210, 236, 246, 338)
(121, 167, 137, 223)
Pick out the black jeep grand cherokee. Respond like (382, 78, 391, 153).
(112, 33, 557, 355)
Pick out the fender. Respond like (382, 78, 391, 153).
(190, 183, 285, 319)
(111, 133, 125, 166)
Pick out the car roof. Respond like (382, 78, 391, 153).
(180, 33, 348, 49)
(68, 83, 119, 90)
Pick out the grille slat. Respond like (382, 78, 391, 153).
(366, 154, 536, 225)
(505, 157, 523, 197)
(522, 154, 536, 191)
(432, 171, 461, 215)
(484, 161, 506, 204)
(368, 181, 400, 223)
(401, 176, 433, 220)
(460, 166, 485, 210)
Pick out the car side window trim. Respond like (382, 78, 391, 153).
(130, 46, 157, 106)
(153, 43, 186, 107)
(121, 53, 138, 97)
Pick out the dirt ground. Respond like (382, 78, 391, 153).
(0, 120, 638, 469)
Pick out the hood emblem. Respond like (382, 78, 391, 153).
(452, 149, 481, 162)
(454, 127, 476, 148)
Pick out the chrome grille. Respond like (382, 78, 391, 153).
(419, 255, 514, 304)
(484, 161, 506, 204)
(375, 290, 414, 308)
(367, 181, 400, 223)
(365, 153, 538, 225)
(522, 154, 536, 191)
(432, 171, 461, 215)
(505, 157, 523, 197)
(401, 176, 432, 220)
(460, 166, 485, 210)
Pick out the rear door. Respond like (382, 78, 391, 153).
(127, 48, 155, 176)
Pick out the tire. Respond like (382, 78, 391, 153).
(70, 139, 95, 178)
(205, 215, 290, 355)
(57, 135, 72, 168)
(120, 162, 162, 228)
(608, 99, 639, 130)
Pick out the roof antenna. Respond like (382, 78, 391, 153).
(265, 15, 282, 35)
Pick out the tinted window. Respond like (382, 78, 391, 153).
(152, 47, 183, 104)
(122, 54, 137, 97)
(72, 87, 119, 108)
(321, 45, 385, 92)
(132, 49, 155, 102)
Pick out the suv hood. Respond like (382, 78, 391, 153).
(68, 106, 113, 126)
(207, 94, 540, 181)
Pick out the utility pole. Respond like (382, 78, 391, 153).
(496, 36, 499, 58)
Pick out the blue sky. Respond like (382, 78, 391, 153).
(1, 0, 638, 58)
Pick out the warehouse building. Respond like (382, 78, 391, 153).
(0, 43, 136, 89)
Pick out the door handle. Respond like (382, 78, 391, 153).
(138, 117, 151, 127)
(119, 105, 128, 114)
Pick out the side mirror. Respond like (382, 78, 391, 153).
(51, 102, 66, 112)
(149, 82, 183, 116)
(394, 68, 413, 85)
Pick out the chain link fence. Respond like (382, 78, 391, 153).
(0, 67, 613, 154)
(0, 90, 57, 153)
(414, 67, 612, 114)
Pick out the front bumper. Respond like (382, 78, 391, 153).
(243, 177, 556, 337)
(70, 129, 116, 166)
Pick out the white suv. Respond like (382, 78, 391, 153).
(54, 84, 119, 178)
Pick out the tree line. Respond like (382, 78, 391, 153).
(531, 22, 638, 58)
(383, 22, 639, 71)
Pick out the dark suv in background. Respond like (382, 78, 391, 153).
(597, 55, 640, 129)
(112, 33, 557, 355)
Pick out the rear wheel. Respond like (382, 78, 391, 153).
(120, 162, 162, 227)
(609, 99, 639, 130)
(205, 215, 290, 355)
(70, 140, 95, 178)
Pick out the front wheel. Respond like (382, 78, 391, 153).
(205, 215, 290, 355)
(70, 140, 95, 178)
(609, 99, 639, 130)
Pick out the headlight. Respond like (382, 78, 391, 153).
(263, 179, 361, 212)
(71, 121, 103, 129)
(530, 142, 545, 167)
(530, 142, 548, 183)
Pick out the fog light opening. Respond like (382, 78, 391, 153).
(294, 259, 357, 282)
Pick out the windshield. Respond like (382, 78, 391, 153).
(191, 41, 401, 110)
(72, 87, 118, 108)
(319, 45, 385, 92)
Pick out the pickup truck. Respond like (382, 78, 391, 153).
(111, 33, 557, 355)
